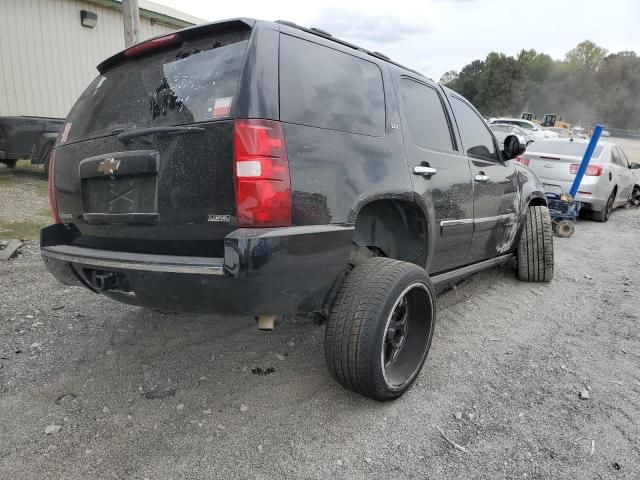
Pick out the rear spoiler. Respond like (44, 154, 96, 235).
(97, 18, 255, 74)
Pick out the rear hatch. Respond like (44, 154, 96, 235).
(524, 140, 604, 185)
(53, 26, 252, 257)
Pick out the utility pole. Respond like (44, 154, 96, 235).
(122, 0, 140, 47)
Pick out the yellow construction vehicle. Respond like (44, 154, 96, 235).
(541, 113, 571, 130)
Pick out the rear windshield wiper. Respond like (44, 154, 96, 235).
(116, 126, 204, 143)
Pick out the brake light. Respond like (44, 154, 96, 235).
(124, 33, 179, 58)
(48, 149, 61, 224)
(515, 156, 530, 166)
(570, 163, 603, 176)
(233, 119, 292, 227)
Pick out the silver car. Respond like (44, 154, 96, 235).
(520, 139, 640, 222)
(490, 123, 537, 147)
(489, 117, 559, 139)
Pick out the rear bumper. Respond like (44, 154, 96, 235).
(41, 223, 354, 315)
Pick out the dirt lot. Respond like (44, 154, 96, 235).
(1, 161, 639, 479)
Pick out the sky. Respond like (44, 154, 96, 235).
(150, 0, 640, 81)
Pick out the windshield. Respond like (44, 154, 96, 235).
(64, 30, 250, 143)
(529, 141, 604, 157)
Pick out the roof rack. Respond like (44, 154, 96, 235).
(275, 20, 425, 78)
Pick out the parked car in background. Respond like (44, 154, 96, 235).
(490, 123, 537, 146)
(571, 126, 588, 138)
(490, 117, 559, 139)
(0, 116, 63, 175)
(545, 127, 576, 138)
(40, 18, 554, 402)
(519, 139, 640, 221)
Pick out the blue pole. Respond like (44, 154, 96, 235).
(569, 124, 603, 198)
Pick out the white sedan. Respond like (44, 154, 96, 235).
(490, 117, 559, 139)
(518, 139, 640, 222)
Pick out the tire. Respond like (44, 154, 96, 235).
(555, 219, 575, 238)
(592, 189, 615, 222)
(43, 154, 50, 179)
(630, 185, 640, 207)
(517, 205, 554, 282)
(324, 257, 436, 401)
(5, 159, 17, 168)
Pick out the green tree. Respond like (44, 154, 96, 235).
(476, 52, 524, 116)
(439, 70, 459, 85)
(442, 41, 640, 129)
(565, 40, 608, 70)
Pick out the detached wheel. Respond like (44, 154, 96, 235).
(324, 257, 435, 401)
(555, 219, 575, 237)
(517, 205, 554, 282)
(593, 189, 615, 222)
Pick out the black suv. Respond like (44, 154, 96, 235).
(41, 18, 553, 401)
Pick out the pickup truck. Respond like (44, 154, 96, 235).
(0, 116, 64, 175)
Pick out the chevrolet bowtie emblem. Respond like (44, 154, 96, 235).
(98, 158, 121, 175)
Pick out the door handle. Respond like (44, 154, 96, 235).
(413, 165, 437, 177)
(474, 173, 490, 183)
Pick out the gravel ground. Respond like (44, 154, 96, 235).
(0, 162, 51, 239)
(1, 196, 639, 478)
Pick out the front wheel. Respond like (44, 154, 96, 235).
(517, 205, 554, 282)
(324, 257, 435, 401)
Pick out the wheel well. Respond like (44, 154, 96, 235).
(528, 196, 547, 208)
(352, 200, 427, 267)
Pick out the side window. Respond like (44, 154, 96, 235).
(399, 78, 455, 152)
(279, 35, 385, 136)
(450, 97, 498, 161)
(617, 148, 630, 167)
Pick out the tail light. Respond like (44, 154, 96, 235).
(515, 156, 530, 166)
(570, 163, 603, 176)
(48, 149, 61, 224)
(233, 119, 291, 227)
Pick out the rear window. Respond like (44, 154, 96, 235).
(529, 141, 604, 157)
(279, 35, 385, 137)
(64, 30, 250, 143)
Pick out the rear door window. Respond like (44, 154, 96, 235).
(279, 35, 385, 136)
(450, 97, 498, 161)
(618, 148, 630, 166)
(611, 148, 622, 166)
(399, 78, 455, 152)
(64, 30, 251, 143)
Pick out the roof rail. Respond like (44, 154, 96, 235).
(275, 20, 425, 78)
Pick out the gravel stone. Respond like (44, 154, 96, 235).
(44, 425, 62, 435)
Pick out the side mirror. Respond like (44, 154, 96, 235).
(629, 162, 640, 169)
(503, 134, 526, 160)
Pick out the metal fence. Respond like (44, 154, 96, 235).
(607, 128, 640, 140)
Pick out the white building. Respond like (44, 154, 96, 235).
(0, 0, 206, 118)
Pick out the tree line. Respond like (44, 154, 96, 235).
(440, 41, 640, 130)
